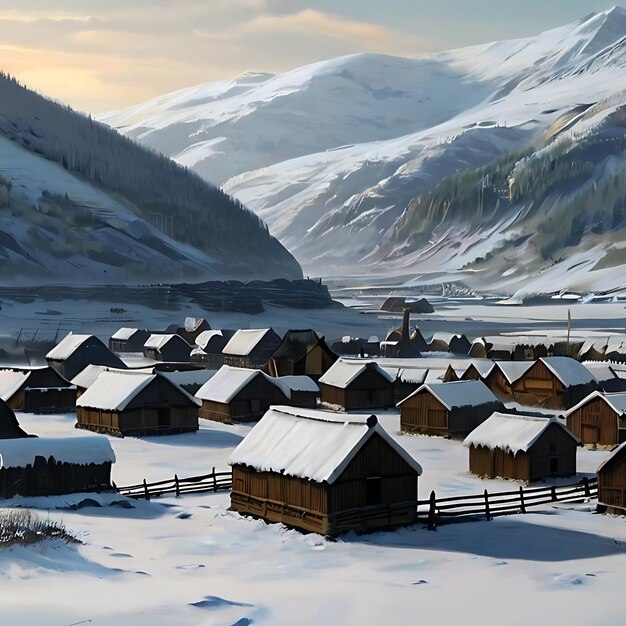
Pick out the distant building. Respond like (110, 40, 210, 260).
(318, 360, 395, 411)
(191, 330, 236, 368)
(484, 361, 533, 401)
(76, 369, 199, 436)
(0, 366, 76, 413)
(47, 333, 126, 381)
(222, 328, 282, 370)
(0, 436, 115, 498)
(229, 407, 423, 536)
(143, 334, 193, 362)
(109, 328, 151, 353)
(266, 329, 337, 379)
(165, 317, 211, 345)
(428, 332, 471, 355)
(398, 380, 504, 438)
(464, 412, 578, 482)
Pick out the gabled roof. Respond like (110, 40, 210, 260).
(71, 364, 109, 389)
(318, 359, 395, 388)
(222, 329, 277, 356)
(582, 362, 617, 384)
(565, 390, 626, 418)
(229, 406, 422, 483)
(144, 334, 190, 350)
(491, 361, 533, 384)
(276, 376, 320, 393)
(538, 357, 597, 387)
(597, 440, 626, 473)
(463, 361, 495, 378)
(195, 330, 223, 350)
(380, 366, 428, 385)
(399, 380, 501, 409)
(111, 327, 141, 341)
(0, 435, 115, 469)
(464, 412, 578, 456)
(46, 334, 97, 361)
(0, 370, 30, 401)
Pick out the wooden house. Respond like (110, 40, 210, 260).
(318, 360, 395, 411)
(461, 361, 495, 382)
(266, 329, 338, 379)
(195, 365, 319, 423)
(484, 361, 533, 402)
(76, 369, 200, 436)
(46, 333, 126, 381)
(464, 412, 579, 482)
(565, 391, 626, 446)
(511, 357, 599, 410)
(578, 337, 609, 362)
(108, 328, 151, 353)
(0, 400, 30, 438)
(398, 380, 504, 438)
(383, 366, 428, 404)
(190, 330, 236, 368)
(229, 406, 423, 536)
(0, 366, 76, 413)
(583, 363, 626, 393)
(223, 328, 282, 370)
(0, 436, 115, 498)
(597, 442, 626, 514)
(143, 334, 193, 362)
(165, 317, 211, 345)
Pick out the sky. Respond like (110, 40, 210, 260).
(0, 0, 618, 112)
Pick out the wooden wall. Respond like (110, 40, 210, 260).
(469, 445, 530, 480)
(566, 396, 620, 445)
(400, 391, 449, 435)
(320, 370, 394, 411)
(0, 459, 112, 498)
(598, 448, 626, 512)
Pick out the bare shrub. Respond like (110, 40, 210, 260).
(0, 509, 79, 547)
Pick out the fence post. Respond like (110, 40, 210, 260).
(212, 466, 217, 492)
(583, 476, 590, 498)
(143, 478, 150, 501)
(175, 474, 180, 497)
(551, 485, 557, 502)
(519, 485, 526, 514)
(427, 491, 437, 531)
(484, 490, 491, 521)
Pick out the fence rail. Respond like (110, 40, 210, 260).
(114, 467, 232, 500)
(417, 476, 597, 529)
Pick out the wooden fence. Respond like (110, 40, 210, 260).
(114, 467, 232, 500)
(418, 476, 597, 529)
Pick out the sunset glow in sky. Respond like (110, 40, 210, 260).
(0, 0, 616, 112)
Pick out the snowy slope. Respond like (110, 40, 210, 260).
(100, 7, 626, 289)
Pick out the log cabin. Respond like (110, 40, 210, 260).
(229, 406, 423, 536)
(0, 366, 76, 413)
(460, 361, 495, 382)
(464, 412, 579, 482)
(0, 436, 115, 498)
(76, 369, 199, 436)
(143, 334, 193, 362)
(484, 361, 534, 402)
(108, 328, 151, 353)
(398, 380, 504, 438)
(597, 442, 626, 514)
(318, 360, 395, 411)
(195, 365, 319, 423)
(266, 329, 338, 379)
(565, 391, 626, 446)
(511, 357, 599, 410)
(222, 328, 282, 370)
(47, 333, 126, 381)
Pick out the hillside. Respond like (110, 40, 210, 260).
(0, 74, 301, 284)
(100, 7, 626, 294)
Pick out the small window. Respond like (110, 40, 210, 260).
(365, 476, 382, 506)
(550, 457, 559, 474)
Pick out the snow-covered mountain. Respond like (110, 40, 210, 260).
(0, 74, 301, 284)
(100, 7, 626, 294)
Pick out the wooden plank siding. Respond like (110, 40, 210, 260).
(230, 432, 419, 536)
(566, 396, 621, 445)
(320, 370, 394, 411)
(468, 422, 577, 482)
(485, 370, 515, 402)
(598, 446, 626, 513)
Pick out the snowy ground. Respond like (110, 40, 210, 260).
(0, 410, 623, 625)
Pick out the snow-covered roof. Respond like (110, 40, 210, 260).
(77, 369, 157, 410)
(463, 412, 578, 456)
(276, 376, 320, 393)
(71, 364, 108, 389)
(539, 357, 596, 387)
(318, 359, 395, 388)
(184, 317, 206, 332)
(399, 380, 501, 409)
(111, 327, 140, 341)
(597, 440, 626, 473)
(431, 332, 467, 344)
(229, 406, 422, 483)
(578, 337, 609, 356)
(222, 329, 274, 356)
(144, 334, 185, 350)
(493, 361, 533, 384)
(565, 390, 626, 418)
(0, 436, 115, 469)
(582, 362, 617, 384)
(46, 333, 94, 360)
(161, 369, 217, 388)
(0, 369, 30, 401)
(194, 365, 290, 403)
(195, 330, 223, 350)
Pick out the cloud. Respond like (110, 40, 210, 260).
(0, 2, 432, 112)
